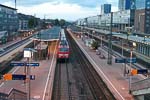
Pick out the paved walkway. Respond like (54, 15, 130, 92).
(68, 29, 145, 100)
(0, 41, 57, 100)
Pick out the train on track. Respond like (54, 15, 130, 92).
(57, 29, 70, 61)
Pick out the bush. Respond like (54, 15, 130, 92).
(91, 40, 99, 50)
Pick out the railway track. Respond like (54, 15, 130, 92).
(0, 34, 37, 57)
(66, 29, 115, 100)
(52, 62, 61, 100)
(52, 60, 76, 100)
(52, 29, 115, 100)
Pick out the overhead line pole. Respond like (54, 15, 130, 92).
(15, 0, 16, 9)
(107, 12, 113, 65)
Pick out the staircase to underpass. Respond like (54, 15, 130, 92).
(0, 88, 27, 100)
(131, 78, 150, 96)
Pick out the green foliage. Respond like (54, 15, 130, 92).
(28, 18, 38, 28)
(54, 19, 60, 26)
(91, 40, 99, 50)
(59, 19, 66, 27)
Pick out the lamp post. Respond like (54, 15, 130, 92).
(92, 31, 95, 39)
(101, 36, 103, 47)
(129, 42, 136, 93)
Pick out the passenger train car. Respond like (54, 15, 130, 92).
(57, 29, 70, 61)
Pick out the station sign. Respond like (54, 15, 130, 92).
(137, 69, 148, 74)
(3, 74, 35, 80)
(131, 69, 148, 75)
(125, 58, 136, 63)
(115, 58, 125, 63)
(10, 61, 39, 67)
(115, 58, 136, 63)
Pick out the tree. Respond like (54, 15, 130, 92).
(54, 19, 59, 26)
(91, 40, 99, 50)
(28, 17, 38, 28)
(59, 19, 66, 27)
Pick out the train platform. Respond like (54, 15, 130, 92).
(0, 41, 57, 100)
(68, 29, 145, 100)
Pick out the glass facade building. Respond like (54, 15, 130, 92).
(119, 0, 131, 10)
(0, 4, 18, 33)
(101, 4, 111, 14)
(135, 0, 146, 9)
(145, 0, 150, 34)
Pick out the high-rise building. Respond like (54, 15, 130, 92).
(118, 0, 131, 10)
(101, 4, 111, 14)
(134, 0, 150, 34)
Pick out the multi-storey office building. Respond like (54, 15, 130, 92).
(0, 4, 18, 33)
(77, 10, 131, 31)
(101, 4, 111, 14)
(18, 13, 29, 31)
(134, 0, 150, 34)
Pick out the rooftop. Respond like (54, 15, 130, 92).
(0, 4, 17, 10)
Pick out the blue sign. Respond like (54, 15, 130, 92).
(11, 61, 39, 67)
(138, 69, 148, 74)
(10, 62, 25, 66)
(25, 63, 39, 66)
(115, 58, 137, 63)
(115, 58, 125, 63)
(12, 74, 35, 80)
(126, 58, 136, 63)
(12, 74, 26, 80)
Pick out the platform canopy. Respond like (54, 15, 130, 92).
(33, 26, 61, 41)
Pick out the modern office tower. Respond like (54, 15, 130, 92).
(118, 0, 131, 10)
(101, 4, 111, 14)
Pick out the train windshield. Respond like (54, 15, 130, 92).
(59, 48, 69, 52)
(60, 40, 68, 45)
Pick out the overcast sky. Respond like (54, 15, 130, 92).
(0, 0, 118, 21)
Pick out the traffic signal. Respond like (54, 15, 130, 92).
(3, 74, 12, 80)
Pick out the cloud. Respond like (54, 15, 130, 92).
(1, 0, 118, 21)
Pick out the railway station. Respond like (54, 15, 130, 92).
(0, 0, 150, 100)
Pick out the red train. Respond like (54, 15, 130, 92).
(57, 29, 70, 61)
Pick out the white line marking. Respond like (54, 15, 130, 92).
(42, 42, 57, 100)
(0, 82, 4, 88)
(12, 67, 20, 74)
(69, 31, 125, 100)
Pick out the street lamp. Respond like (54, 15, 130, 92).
(92, 31, 95, 39)
(24, 48, 37, 99)
(129, 42, 136, 93)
